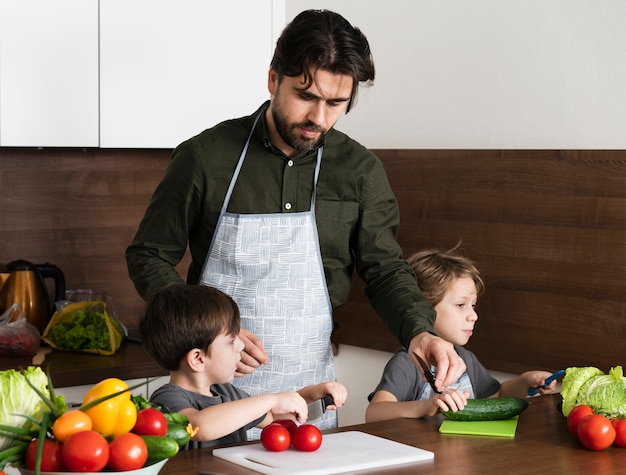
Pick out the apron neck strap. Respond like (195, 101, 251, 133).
(221, 105, 324, 215)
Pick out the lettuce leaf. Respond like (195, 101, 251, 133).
(561, 366, 603, 416)
(576, 366, 626, 418)
(0, 366, 49, 450)
(48, 307, 111, 350)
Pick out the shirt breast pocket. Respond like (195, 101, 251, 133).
(315, 199, 359, 258)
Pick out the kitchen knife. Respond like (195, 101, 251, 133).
(306, 394, 334, 423)
(528, 369, 565, 396)
(412, 351, 443, 394)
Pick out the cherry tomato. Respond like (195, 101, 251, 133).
(566, 404, 593, 436)
(612, 418, 626, 447)
(261, 423, 291, 452)
(25, 438, 65, 472)
(577, 414, 616, 451)
(62, 430, 110, 472)
(272, 419, 298, 435)
(52, 409, 93, 442)
(132, 407, 168, 436)
(108, 432, 149, 471)
(291, 424, 323, 452)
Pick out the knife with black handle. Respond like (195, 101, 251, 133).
(306, 394, 335, 423)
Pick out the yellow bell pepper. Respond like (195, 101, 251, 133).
(82, 378, 137, 436)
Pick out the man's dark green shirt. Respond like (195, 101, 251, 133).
(126, 102, 435, 346)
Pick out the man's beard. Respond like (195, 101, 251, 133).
(272, 107, 327, 153)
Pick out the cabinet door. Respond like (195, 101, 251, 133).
(0, 0, 99, 147)
(100, 0, 285, 149)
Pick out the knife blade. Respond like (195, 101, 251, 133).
(306, 394, 334, 423)
(528, 369, 565, 396)
(412, 351, 443, 394)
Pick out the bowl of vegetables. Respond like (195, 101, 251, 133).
(3, 458, 167, 475)
(0, 368, 193, 474)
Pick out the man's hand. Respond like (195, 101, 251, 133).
(235, 329, 269, 377)
(409, 332, 466, 391)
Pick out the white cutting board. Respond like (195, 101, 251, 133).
(213, 431, 434, 475)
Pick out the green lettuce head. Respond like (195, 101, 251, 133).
(577, 366, 626, 419)
(561, 366, 603, 416)
(0, 366, 49, 451)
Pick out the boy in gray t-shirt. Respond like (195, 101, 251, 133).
(366, 246, 557, 423)
(141, 284, 346, 447)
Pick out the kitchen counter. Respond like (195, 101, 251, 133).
(160, 395, 625, 474)
(0, 340, 168, 388)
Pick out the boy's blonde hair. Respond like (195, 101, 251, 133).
(407, 243, 485, 306)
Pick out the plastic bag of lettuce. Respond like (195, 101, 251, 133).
(561, 365, 626, 418)
(41, 301, 125, 355)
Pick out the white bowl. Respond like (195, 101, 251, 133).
(4, 458, 168, 475)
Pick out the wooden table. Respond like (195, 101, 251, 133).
(160, 395, 625, 474)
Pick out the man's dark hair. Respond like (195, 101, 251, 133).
(270, 9, 375, 112)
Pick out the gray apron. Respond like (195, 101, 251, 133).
(199, 109, 337, 438)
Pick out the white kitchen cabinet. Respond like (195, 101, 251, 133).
(100, 0, 285, 149)
(0, 0, 99, 147)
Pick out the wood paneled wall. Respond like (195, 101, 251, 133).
(0, 148, 184, 331)
(333, 150, 626, 374)
(1, 148, 624, 374)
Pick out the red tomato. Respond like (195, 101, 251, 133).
(52, 409, 93, 442)
(612, 418, 626, 447)
(291, 424, 323, 452)
(272, 419, 298, 435)
(108, 432, 148, 471)
(261, 423, 291, 452)
(132, 407, 168, 436)
(567, 404, 593, 436)
(577, 414, 616, 451)
(25, 438, 65, 472)
(62, 430, 110, 472)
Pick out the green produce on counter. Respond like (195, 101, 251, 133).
(441, 397, 529, 421)
(46, 307, 113, 351)
(561, 365, 626, 418)
(0, 367, 67, 470)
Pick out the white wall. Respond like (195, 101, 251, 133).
(287, 0, 626, 149)
(334, 345, 393, 426)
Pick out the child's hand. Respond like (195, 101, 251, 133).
(525, 371, 558, 395)
(429, 389, 469, 416)
(272, 392, 309, 424)
(320, 381, 348, 410)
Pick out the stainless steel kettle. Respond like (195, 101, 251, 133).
(0, 259, 66, 333)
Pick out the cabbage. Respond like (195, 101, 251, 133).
(576, 366, 626, 418)
(561, 365, 626, 418)
(561, 366, 603, 416)
(0, 366, 49, 450)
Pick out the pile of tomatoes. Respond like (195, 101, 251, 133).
(25, 406, 170, 472)
(566, 404, 626, 451)
(260, 420, 323, 452)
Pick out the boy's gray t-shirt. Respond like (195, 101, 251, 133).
(150, 383, 266, 448)
(368, 346, 501, 402)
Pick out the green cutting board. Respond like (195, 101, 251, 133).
(439, 416, 519, 437)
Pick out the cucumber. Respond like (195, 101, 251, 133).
(442, 397, 530, 421)
(141, 435, 180, 463)
(166, 423, 191, 447)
